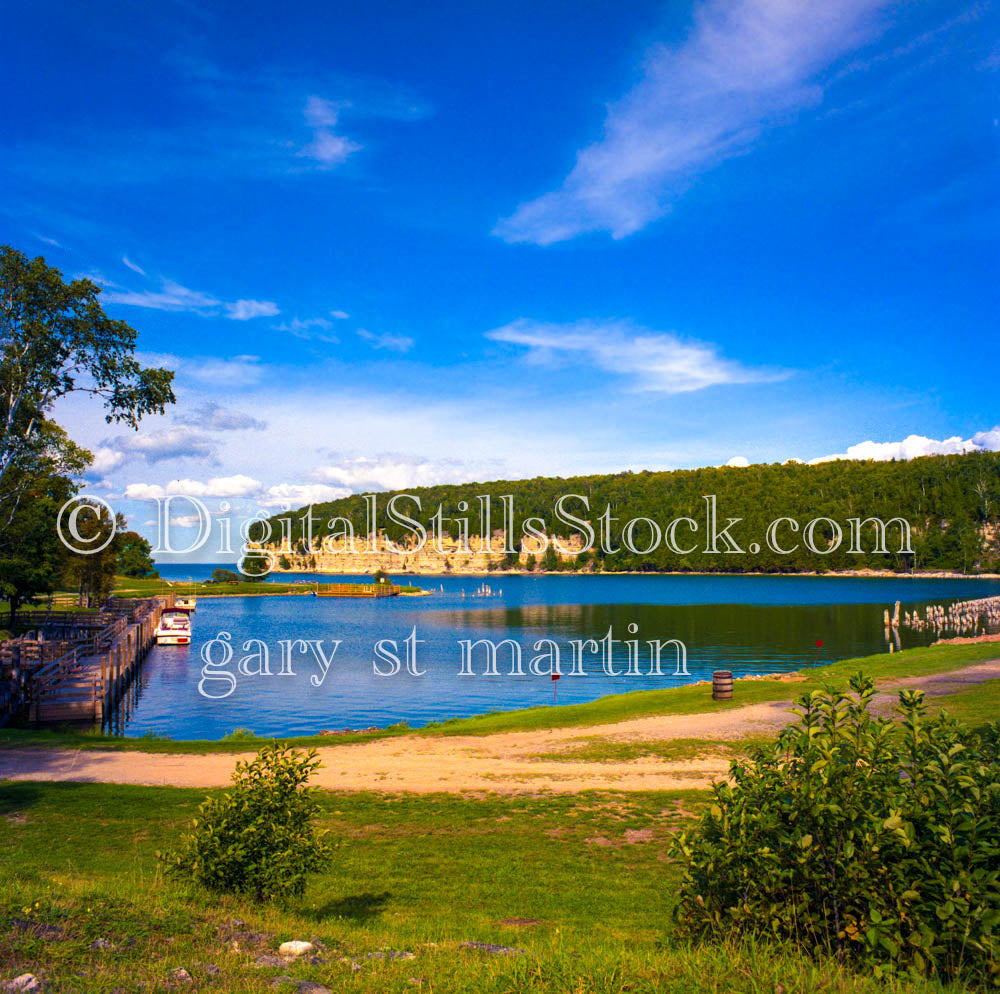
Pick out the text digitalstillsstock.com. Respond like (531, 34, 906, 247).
(54, 493, 915, 567)
(196, 626, 690, 699)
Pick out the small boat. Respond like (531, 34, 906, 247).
(175, 596, 196, 612)
(155, 609, 192, 645)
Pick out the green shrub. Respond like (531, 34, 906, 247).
(671, 674, 1000, 984)
(159, 743, 332, 901)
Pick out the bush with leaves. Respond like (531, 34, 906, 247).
(159, 744, 332, 901)
(671, 674, 1000, 984)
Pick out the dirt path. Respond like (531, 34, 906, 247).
(2, 661, 997, 794)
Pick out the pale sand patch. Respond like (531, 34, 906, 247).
(1, 660, 996, 794)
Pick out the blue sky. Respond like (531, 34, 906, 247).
(2, 0, 999, 545)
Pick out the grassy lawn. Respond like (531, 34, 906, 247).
(1, 641, 997, 755)
(0, 781, 971, 994)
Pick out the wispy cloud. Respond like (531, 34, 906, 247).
(137, 351, 268, 387)
(357, 328, 414, 353)
(273, 316, 339, 343)
(330, 309, 350, 320)
(226, 298, 280, 320)
(177, 401, 267, 432)
(103, 278, 222, 313)
(102, 273, 278, 321)
(35, 234, 63, 248)
(495, 0, 889, 244)
(298, 96, 361, 167)
(488, 318, 787, 393)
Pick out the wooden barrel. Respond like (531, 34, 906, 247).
(712, 670, 733, 701)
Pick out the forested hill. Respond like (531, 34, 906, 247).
(257, 451, 1000, 574)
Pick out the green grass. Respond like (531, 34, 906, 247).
(2, 641, 998, 755)
(0, 781, 970, 993)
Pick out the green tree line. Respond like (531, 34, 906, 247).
(257, 452, 1000, 574)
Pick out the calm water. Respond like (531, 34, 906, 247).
(114, 569, 1000, 739)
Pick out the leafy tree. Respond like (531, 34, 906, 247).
(278, 553, 292, 570)
(240, 549, 271, 581)
(542, 543, 560, 572)
(116, 530, 158, 578)
(209, 568, 241, 584)
(61, 500, 124, 606)
(0, 246, 175, 498)
(0, 473, 74, 624)
(160, 744, 332, 901)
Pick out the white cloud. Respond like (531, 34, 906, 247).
(725, 455, 750, 467)
(226, 299, 280, 320)
(495, 0, 888, 244)
(112, 426, 218, 463)
(330, 309, 350, 320)
(357, 328, 414, 353)
(84, 446, 127, 477)
(125, 474, 263, 500)
(488, 318, 787, 393)
(170, 514, 204, 528)
(35, 234, 62, 247)
(298, 96, 361, 167)
(809, 429, 1000, 464)
(122, 254, 146, 275)
(259, 483, 352, 508)
(315, 455, 474, 492)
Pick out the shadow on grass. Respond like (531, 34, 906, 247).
(0, 780, 42, 814)
(309, 890, 392, 923)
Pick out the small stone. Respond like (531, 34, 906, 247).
(295, 984, 331, 994)
(269, 978, 293, 990)
(3, 975, 42, 993)
(408, 979, 425, 987)
(278, 940, 314, 958)
(91, 937, 112, 951)
(205, 963, 221, 977)
(365, 950, 415, 961)
(169, 968, 193, 984)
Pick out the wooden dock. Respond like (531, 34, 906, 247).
(315, 582, 400, 598)
(0, 595, 176, 726)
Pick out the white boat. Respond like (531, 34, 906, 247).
(155, 609, 192, 645)
(174, 596, 197, 611)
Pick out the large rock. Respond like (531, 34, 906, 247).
(278, 940, 314, 958)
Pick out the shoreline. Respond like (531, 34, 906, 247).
(266, 567, 1000, 581)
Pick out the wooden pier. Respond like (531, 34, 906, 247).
(0, 594, 176, 726)
(314, 582, 400, 598)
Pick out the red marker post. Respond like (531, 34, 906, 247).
(813, 638, 823, 666)
(551, 673, 561, 704)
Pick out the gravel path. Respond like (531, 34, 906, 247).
(2, 660, 997, 794)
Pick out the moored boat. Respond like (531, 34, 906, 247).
(155, 609, 192, 645)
